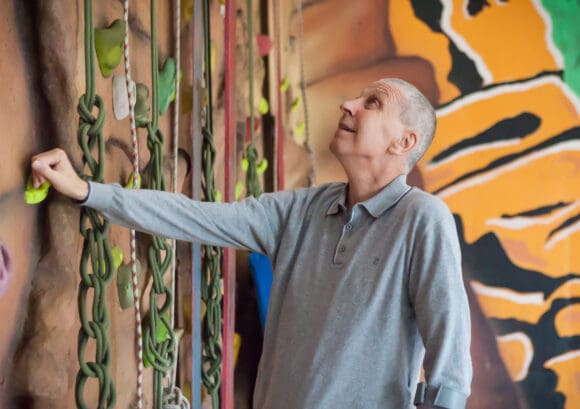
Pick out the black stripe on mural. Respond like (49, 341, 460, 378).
(501, 201, 571, 219)
(410, 0, 483, 94)
(547, 213, 580, 241)
(436, 71, 564, 111)
(455, 216, 577, 296)
(431, 112, 540, 163)
(434, 126, 580, 195)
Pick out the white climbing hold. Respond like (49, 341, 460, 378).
(113, 75, 137, 120)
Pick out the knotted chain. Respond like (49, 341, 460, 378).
(141, 0, 177, 408)
(200, 0, 223, 407)
(75, 1, 115, 407)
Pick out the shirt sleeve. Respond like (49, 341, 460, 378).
(408, 199, 472, 408)
(82, 181, 293, 259)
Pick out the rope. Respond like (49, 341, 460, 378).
(245, 0, 262, 198)
(142, 1, 177, 408)
(200, 0, 223, 407)
(122, 1, 145, 407)
(75, 1, 115, 407)
(296, 0, 316, 187)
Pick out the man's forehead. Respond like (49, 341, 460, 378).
(361, 80, 403, 101)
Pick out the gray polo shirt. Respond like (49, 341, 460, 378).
(84, 175, 471, 409)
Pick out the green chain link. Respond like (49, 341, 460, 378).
(141, 1, 177, 408)
(75, 1, 116, 408)
(200, 0, 223, 407)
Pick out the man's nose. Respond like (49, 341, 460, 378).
(340, 98, 357, 116)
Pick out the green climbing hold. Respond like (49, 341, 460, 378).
(25, 177, 51, 204)
(116, 260, 141, 310)
(257, 159, 268, 175)
(111, 246, 124, 270)
(94, 19, 125, 78)
(143, 311, 171, 367)
(158, 58, 177, 115)
(235, 181, 245, 200)
(291, 96, 301, 112)
(135, 83, 150, 128)
(124, 172, 142, 189)
(280, 77, 290, 92)
(258, 97, 269, 115)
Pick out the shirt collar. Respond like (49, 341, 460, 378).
(326, 175, 411, 218)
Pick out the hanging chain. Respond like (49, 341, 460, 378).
(141, 0, 177, 408)
(75, 1, 116, 408)
(200, 0, 223, 407)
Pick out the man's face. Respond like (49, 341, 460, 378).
(329, 80, 407, 163)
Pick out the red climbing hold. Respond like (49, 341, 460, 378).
(256, 34, 272, 57)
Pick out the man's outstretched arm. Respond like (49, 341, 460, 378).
(30, 148, 290, 257)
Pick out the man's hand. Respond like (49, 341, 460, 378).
(31, 148, 89, 202)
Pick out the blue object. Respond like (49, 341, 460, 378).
(249, 253, 273, 331)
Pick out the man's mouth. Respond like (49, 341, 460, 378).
(338, 122, 356, 133)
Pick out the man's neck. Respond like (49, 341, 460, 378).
(345, 169, 404, 209)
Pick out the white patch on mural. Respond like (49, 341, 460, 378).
(437, 75, 580, 118)
(545, 219, 580, 250)
(496, 332, 534, 382)
(471, 280, 545, 305)
(486, 201, 579, 230)
(531, 0, 565, 68)
(437, 140, 580, 199)
(425, 139, 521, 171)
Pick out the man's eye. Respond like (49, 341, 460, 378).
(365, 97, 380, 108)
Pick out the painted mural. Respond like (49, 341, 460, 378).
(302, 0, 579, 408)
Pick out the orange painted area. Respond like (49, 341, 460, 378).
(555, 304, 580, 337)
(422, 79, 579, 194)
(496, 332, 533, 382)
(472, 279, 580, 324)
(544, 351, 580, 409)
(448, 0, 560, 83)
(438, 148, 579, 277)
(388, 1, 459, 103)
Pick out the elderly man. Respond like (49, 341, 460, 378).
(31, 78, 472, 409)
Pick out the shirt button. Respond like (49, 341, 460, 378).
(339, 246, 346, 253)
(345, 223, 352, 231)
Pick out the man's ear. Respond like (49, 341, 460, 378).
(388, 129, 417, 156)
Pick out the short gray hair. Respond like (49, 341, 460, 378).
(381, 78, 436, 172)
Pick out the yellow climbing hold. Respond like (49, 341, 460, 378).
(294, 121, 306, 145)
(25, 177, 51, 204)
(280, 77, 290, 92)
(124, 172, 142, 189)
(257, 159, 268, 175)
(291, 97, 301, 112)
(234, 333, 242, 367)
(258, 97, 269, 115)
(182, 0, 194, 24)
(214, 191, 223, 203)
(241, 158, 249, 172)
(94, 19, 125, 78)
(235, 181, 245, 200)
